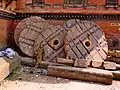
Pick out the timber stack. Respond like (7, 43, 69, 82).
(14, 16, 120, 85)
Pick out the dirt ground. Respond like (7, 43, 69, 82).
(0, 66, 120, 90)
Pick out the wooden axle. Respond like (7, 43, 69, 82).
(111, 71, 120, 80)
(48, 65, 113, 85)
(56, 58, 118, 70)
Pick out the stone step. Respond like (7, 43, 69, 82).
(0, 53, 21, 82)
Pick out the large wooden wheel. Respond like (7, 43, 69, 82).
(65, 20, 108, 61)
(34, 25, 68, 62)
(14, 17, 30, 46)
(14, 16, 49, 57)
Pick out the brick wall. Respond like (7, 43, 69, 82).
(6, 20, 21, 47)
(88, 0, 104, 5)
(0, 19, 8, 48)
(16, 0, 26, 10)
(96, 21, 120, 39)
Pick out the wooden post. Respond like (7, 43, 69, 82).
(111, 71, 120, 80)
(21, 57, 64, 69)
(56, 58, 74, 65)
(74, 59, 90, 68)
(112, 58, 120, 64)
(103, 61, 116, 70)
(56, 58, 91, 67)
(91, 60, 103, 68)
(116, 64, 120, 69)
(106, 56, 120, 64)
(48, 65, 113, 85)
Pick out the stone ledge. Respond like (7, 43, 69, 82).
(0, 53, 21, 82)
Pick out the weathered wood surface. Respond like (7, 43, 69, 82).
(21, 56, 120, 70)
(20, 57, 35, 67)
(14, 16, 49, 57)
(116, 64, 120, 69)
(111, 71, 120, 80)
(65, 20, 108, 61)
(34, 25, 68, 62)
(103, 61, 116, 70)
(112, 58, 120, 64)
(48, 65, 113, 85)
(106, 56, 120, 64)
(56, 58, 74, 65)
(91, 60, 103, 68)
(56, 58, 90, 67)
(0, 53, 21, 82)
(91, 60, 117, 70)
(74, 59, 90, 68)
(20, 56, 64, 69)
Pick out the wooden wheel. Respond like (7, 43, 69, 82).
(14, 16, 49, 57)
(34, 25, 68, 62)
(65, 20, 108, 61)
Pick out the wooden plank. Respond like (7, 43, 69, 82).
(21, 56, 64, 69)
(48, 65, 113, 85)
(116, 64, 120, 70)
(74, 59, 90, 68)
(112, 58, 120, 64)
(0, 53, 21, 82)
(56, 58, 91, 67)
(21, 57, 35, 67)
(111, 71, 120, 80)
(103, 61, 116, 70)
(106, 56, 120, 64)
(56, 58, 74, 65)
(16, 16, 49, 57)
(91, 60, 103, 68)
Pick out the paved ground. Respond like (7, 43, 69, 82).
(0, 66, 120, 90)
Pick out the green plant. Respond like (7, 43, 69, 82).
(6, 67, 19, 80)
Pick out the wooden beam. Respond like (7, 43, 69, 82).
(106, 56, 120, 64)
(116, 64, 120, 69)
(48, 65, 113, 85)
(21, 57, 64, 69)
(56, 58, 91, 67)
(111, 71, 120, 80)
(103, 61, 116, 70)
(74, 59, 90, 68)
(112, 58, 120, 64)
(108, 50, 120, 58)
(91, 60, 103, 68)
(56, 58, 74, 65)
